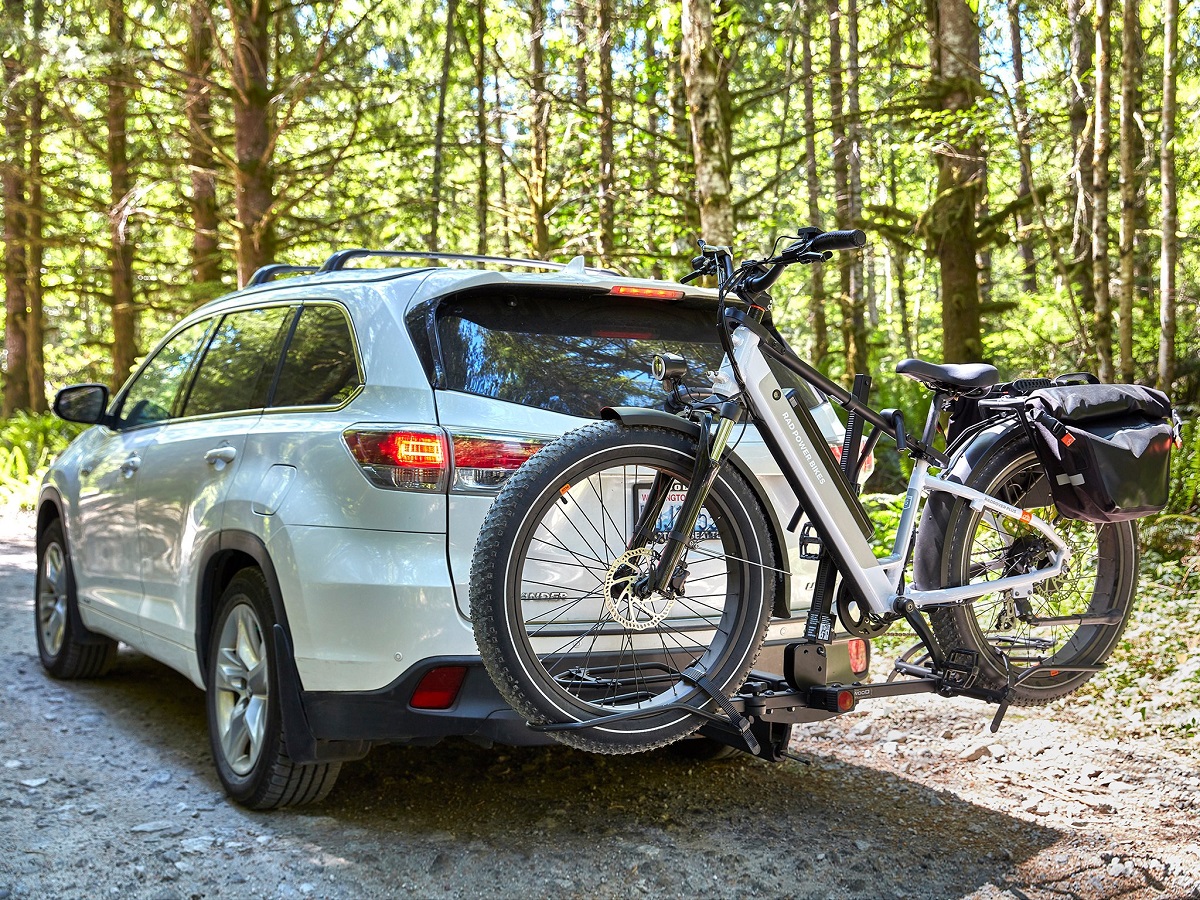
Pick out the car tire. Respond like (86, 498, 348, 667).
(35, 519, 119, 679)
(206, 568, 340, 809)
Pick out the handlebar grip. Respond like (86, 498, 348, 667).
(809, 229, 867, 252)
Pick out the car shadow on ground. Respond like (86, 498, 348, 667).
(12, 635, 1063, 898)
(1, 534, 1059, 898)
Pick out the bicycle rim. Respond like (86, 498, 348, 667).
(953, 449, 1132, 680)
(503, 449, 765, 722)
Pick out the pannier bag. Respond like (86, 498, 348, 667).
(1021, 384, 1174, 523)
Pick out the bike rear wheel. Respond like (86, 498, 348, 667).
(470, 422, 776, 753)
(927, 432, 1138, 705)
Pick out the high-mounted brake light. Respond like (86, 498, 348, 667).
(608, 285, 686, 301)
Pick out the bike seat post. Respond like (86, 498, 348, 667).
(921, 390, 946, 448)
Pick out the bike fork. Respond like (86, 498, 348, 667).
(639, 412, 739, 596)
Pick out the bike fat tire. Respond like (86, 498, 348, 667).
(470, 422, 775, 753)
(926, 432, 1138, 705)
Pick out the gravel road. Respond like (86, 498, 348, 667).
(0, 512, 1197, 899)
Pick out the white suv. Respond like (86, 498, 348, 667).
(36, 252, 868, 808)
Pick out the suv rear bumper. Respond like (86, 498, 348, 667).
(281, 637, 869, 762)
(302, 656, 553, 748)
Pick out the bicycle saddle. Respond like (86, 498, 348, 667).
(896, 358, 999, 390)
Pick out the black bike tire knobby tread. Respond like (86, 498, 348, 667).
(210, 569, 341, 809)
(470, 422, 774, 754)
(926, 435, 1137, 706)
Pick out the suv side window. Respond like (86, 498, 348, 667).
(182, 306, 294, 418)
(271, 304, 361, 408)
(116, 319, 215, 429)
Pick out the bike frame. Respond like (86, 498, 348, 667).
(699, 317, 1071, 620)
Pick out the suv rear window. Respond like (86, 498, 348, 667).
(433, 290, 823, 418)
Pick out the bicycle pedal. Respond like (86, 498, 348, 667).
(941, 648, 980, 691)
(797, 522, 823, 561)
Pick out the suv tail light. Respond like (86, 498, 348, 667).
(847, 637, 870, 678)
(451, 432, 546, 491)
(828, 443, 875, 482)
(343, 426, 546, 493)
(344, 427, 448, 491)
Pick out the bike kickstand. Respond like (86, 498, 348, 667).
(683, 665, 761, 756)
(989, 694, 1011, 733)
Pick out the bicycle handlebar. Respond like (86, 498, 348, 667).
(808, 229, 866, 253)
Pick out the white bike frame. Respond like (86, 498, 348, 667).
(714, 322, 1071, 620)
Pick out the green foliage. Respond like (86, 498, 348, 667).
(0, 414, 84, 510)
(1140, 416, 1200, 558)
(1063, 553, 1200, 743)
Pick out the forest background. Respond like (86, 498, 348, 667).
(0, 0, 1198, 504)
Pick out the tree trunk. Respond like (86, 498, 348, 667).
(2, 0, 30, 416)
(528, 0, 551, 257)
(644, 26, 663, 278)
(800, 9, 828, 366)
(681, 0, 733, 245)
(1158, 0, 1178, 391)
(1068, 0, 1095, 329)
(1117, 0, 1142, 382)
(1091, 0, 1113, 383)
(108, 0, 137, 389)
(845, 0, 867, 376)
(573, 0, 588, 109)
(474, 0, 487, 255)
(770, 27, 796, 223)
(1007, 0, 1037, 293)
(494, 55, 511, 257)
(428, 0, 457, 252)
(231, 0, 274, 285)
(597, 0, 614, 265)
(186, 0, 220, 291)
(24, 0, 44, 412)
(928, 0, 984, 364)
(828, 0, 853, 377)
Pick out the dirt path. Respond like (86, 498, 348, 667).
(0, 513, 1196, 899)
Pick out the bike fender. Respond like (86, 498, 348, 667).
(911, 418, 1023, 591)
(600, 406, 792, 618)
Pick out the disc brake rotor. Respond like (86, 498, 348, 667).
(604, 546, 676, 631)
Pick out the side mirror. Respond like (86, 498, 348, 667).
(53, 384, 110, 425)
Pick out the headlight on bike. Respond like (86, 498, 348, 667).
(652, 353, 688, 383)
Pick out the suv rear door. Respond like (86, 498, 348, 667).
(73, 318, 217, 638)
(428, 286, 755, 617)
(134, 305, 294, 656)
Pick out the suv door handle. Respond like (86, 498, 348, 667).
(204, 446, 238, 465)
(119, 454, 141, 477)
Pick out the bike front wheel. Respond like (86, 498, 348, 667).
(927, 432, 1138, 705)
(470, 422, 776, 753)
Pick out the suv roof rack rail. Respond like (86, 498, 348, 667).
(317, 248, 618, 276)
(246, 264, 320, 287)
